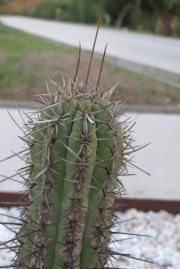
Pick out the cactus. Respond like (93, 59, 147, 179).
(0, 20, 151, 269)
(17, 91, 125, 269)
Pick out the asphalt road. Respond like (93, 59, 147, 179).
(0, 15, 180, 85)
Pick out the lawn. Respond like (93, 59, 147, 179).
(0, 22, 180, 105)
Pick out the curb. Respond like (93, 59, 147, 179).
(0, 192, 180, 213)
(106, 55, 180, 87)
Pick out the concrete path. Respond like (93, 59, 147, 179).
(0, 15, 180, 85)
(0, 108, 180, 201)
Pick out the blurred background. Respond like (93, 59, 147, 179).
(0, 0, 180, 37)
(0, 0, 180, 103)
(0, 0, 180, 105)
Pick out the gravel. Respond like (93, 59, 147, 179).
(0, 207, 179, 269)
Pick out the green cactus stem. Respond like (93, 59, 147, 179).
(17, 88, 128, 268)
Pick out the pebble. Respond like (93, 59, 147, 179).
(0, 207, 180, 269)
(110, 209, 180, 269)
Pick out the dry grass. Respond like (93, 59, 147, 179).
(1, 51, 180, 105)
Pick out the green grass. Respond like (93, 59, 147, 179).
(0, 22, 76, 53)
(0, 22, 180, 105)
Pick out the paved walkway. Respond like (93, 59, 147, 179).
(0, 15, 180, 85)
(0, 108, 180, 201)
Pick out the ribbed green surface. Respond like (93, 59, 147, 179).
(19, 97, 123, 269)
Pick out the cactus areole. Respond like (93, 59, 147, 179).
(12, 21, 135, 269)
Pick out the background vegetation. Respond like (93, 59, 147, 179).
(0, 0, 180, 37)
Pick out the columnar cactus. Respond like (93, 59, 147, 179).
(18, 88, 126, 268)
(1, 21, 143, 269)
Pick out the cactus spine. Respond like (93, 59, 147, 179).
(9, 21, 134, 269)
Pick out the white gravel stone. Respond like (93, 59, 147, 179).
(109, 209, 180, 269)
(0, 207, 20, 268)
(0, 208, 179, 268)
